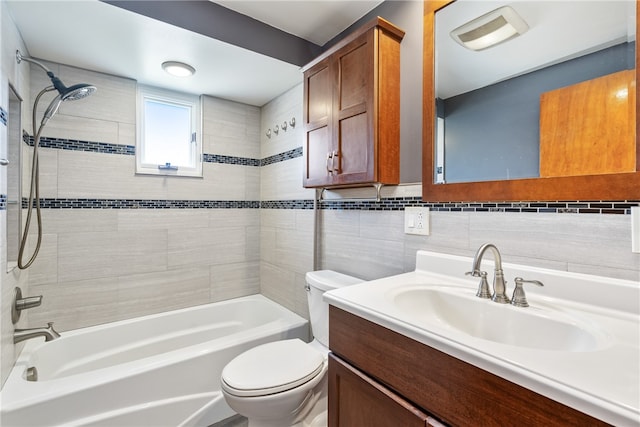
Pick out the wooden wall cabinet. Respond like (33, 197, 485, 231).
(302, 18, 404, 188)
(328, 306, 608, 427)
(540, 69, 636, 177)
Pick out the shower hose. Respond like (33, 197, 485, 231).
(17, 85, 55, 269)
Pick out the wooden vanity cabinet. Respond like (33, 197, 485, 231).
(328, 306, 609, 427)
(302, 18, 404, 188)
(329, 353, 436, 427)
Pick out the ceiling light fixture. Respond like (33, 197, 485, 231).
(162, 61, 196, 77)
(450, 6, 529, 51)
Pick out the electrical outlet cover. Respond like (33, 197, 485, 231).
(404, 207, 430, 235)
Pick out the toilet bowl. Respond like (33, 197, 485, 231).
(221, 270, 363, 427)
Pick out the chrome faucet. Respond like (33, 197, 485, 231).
(14, 322, 60, 344)
(466, 243, 510, 304)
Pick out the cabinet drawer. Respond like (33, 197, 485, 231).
(329, 353, 432, 427)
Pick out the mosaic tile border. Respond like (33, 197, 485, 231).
(28, 135, 135, 155)
(23, 198, 259, 209)
(0, 194, 6, 210)
(17, 197, 639, 213)
(260, 147, 303, 166)
(203, 153, 259, 166)
(25, 133, 261, 166)
(267, 198, 640, 214)
(0, 106, 7, 126)
(19, 134, 638, 214)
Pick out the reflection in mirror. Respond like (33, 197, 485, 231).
(7, 84, 22, 272)
(434, 1, 636, 184)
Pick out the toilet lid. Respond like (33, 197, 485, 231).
(221, 339, 325, 397)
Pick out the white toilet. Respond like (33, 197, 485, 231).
(220, 270, 363, 427)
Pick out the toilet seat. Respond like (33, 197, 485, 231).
(221, 339, 325, 398)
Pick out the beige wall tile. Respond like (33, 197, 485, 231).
(22, 147, 57, 198)
(29, 278, 119, 331)
(58, 230, 168, 282)
(209, 208, 260, 228)
(260, 158, 312, 201)
(210, 261, 260, 302)
(117, 267, 210, 320)
(168, 227, 248, 269)
(57, 150, 168, 199)
(118, 209, 209, 231)
(260, 262, 296, 312)
(36, 115, 120, 145)
(25, 233, 57, 286)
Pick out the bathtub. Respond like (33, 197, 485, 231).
(0, 295, 309, 427)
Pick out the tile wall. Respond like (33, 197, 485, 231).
(258, 88, 640, 324)
(20, 63, 263, 334)
(1, 0, 31, 387)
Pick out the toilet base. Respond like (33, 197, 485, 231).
(246, 378, 328, 427)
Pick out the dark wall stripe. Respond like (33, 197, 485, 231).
(0, 106, 7, 126)
(260, 147, 303, 166)
(20, 133, 638, 214)
(21, 197, 638, 214)
(23, 198, 260, 209)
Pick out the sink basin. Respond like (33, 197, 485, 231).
(390, 285, 606, 352)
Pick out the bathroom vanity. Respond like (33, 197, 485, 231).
(325, 251, 640, 426)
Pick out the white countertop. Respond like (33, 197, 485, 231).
(324, 250, 640, 426)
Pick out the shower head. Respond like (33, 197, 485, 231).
(61, 83, 96, 101)
(49, 77, 97, 101)
(16, 50, 96, 123)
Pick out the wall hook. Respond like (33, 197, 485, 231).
(289, 117, 296, 128)
(266, 128, 271, 139)
(274, 125, 279, 135)
(282, 121, 288, 132)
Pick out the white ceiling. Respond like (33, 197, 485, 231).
(214, 0, 383, 46)
(6, 0, 382, 106)
(7, 1, 635, 106)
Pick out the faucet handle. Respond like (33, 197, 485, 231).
(466, 270, 491, 299)
(511, 277, 544, 307)
(12, 287, 43, 324)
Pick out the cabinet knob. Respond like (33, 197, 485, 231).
(331, 150, 339, 173)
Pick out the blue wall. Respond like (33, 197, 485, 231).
(442, 42, 635, 183)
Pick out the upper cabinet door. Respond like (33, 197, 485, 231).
(302, 17, 404, 189)
(304, 58, 333, 187)
(334, 31, 375, 185)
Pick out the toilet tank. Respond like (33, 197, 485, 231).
(305, 270, 363, 347)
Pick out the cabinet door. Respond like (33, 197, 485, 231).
(304, 58, 334, 187)
(328, 353, 430, 427)
(333, 31, 375, 185)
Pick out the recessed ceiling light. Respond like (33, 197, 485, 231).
(162, 61, 196, 77)
(450, 6, 529, 51)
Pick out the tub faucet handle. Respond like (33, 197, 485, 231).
(12, 287, 43, 324)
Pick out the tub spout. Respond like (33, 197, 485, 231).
(14, 322, 60, 344)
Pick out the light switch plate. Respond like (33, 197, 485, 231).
(404, 207, 430, 235)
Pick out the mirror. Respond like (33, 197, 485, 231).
(423, 0, 640, 201)
(6, 84, 22, 272)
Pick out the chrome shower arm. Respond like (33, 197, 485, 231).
(16, 50, 52, 74)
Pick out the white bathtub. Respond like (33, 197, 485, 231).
(0, 295, 309, 427)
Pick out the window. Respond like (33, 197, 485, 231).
(136, 85, 202, 177)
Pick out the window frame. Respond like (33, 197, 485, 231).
(136, 85, 203, 177)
